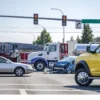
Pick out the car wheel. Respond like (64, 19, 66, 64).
(15, 67, 24, 76)
(75, 68, 92, 86)
(35, 61, 45, 71)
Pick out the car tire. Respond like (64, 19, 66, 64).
(14, 67, 24, 76)
(34, 61, 45, 71)
(75, 68, 92, 86)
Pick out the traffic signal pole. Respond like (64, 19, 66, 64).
(0, 15, 81, 22)
(63, 26, 65, 43)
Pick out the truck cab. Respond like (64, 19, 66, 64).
(28, 42, 68, 71)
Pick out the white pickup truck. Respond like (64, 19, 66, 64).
(28, 42, 68, 71)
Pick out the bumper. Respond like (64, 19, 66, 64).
(28, 64, 34, 68)
(25, 68, 34, 74)
(54, 67, 64, 70)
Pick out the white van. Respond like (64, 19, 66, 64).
(73, 44, 99, 56)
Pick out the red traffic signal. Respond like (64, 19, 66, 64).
(62, 15, 67, 26)
(34, 14, 38, 24)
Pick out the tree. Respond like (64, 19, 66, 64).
(34, 29, 52, 44)
(81, 24, 94, 43)
(76, 35, 81, 43)
(70, 36, 74, 41)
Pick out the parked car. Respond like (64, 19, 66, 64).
(0, 56, 33, 76)
(52, 56, 77, 73)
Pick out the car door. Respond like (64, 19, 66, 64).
(90, 47, 100, 76)
(0, 57, 12, 73)
(46, 44, 58, 67)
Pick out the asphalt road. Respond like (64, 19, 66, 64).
(0, 72, 100, 95)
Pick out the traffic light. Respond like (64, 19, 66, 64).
(34, 14, 38, 24)
(62, 15, 67, 26)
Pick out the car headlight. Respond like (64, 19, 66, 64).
(26, 65, 33, 69)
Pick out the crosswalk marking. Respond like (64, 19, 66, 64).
(19, 89, 27, 95)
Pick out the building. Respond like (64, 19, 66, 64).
(66, 40, 77, 56)
(0, 42, 44, 54)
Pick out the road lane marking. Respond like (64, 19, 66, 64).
(0, 89, 96, 92)
(19, 89, 27, 95)
(0, 84, 69, 86)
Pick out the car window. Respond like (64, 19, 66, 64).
(0, 57, 7, 63)
(96, 46, 100, 53)
(48, 45, 57, 52)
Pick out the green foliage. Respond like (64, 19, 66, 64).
(76, 24, 94, 44)
(81, 24, 94, 43)
(34, 29, 52, 44)
(76, 35, 81, 43)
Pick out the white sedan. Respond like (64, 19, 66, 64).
(0, 56, 33, 76)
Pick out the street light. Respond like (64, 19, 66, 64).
(38, 24, 46, 30)
(51, 8, 65, 43)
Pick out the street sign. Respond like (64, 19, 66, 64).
(75, 21, 82, 29)
(82, 19, 100, 24)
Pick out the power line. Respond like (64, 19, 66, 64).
(0, 31, 81, 33)
(0, 31, 100, 33)
(0, 26, 74, 28)
(0, 26, 100, 29)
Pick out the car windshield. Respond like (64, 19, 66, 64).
(90, 44, 100, 51)
(0, 57, 13, 63)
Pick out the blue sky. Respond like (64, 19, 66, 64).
(0, 0, 100, 43)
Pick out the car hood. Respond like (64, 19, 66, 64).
(28, 51, 44, 61)
(55, 61, 69, 67)
(13, 62, 28, 66)
(79, 53, 92, 56)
